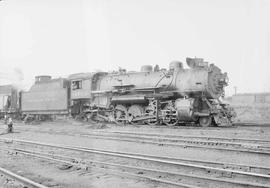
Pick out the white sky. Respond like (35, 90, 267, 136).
(0, 0, 270, 96)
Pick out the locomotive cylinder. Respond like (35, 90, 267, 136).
(175, 98, 196, 121)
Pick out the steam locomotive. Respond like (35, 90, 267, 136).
(0, 58, 235, 126)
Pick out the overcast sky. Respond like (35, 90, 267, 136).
(0, 0, 270, 96)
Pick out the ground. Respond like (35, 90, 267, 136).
(0, 119, 269, 188)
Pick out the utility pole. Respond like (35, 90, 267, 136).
(234, 86, 237, 95)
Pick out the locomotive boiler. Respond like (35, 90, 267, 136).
(73, 57, 234, 126)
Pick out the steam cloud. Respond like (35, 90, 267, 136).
(0, 67, 24, 89)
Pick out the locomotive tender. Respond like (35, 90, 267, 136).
(1, 57, 235, 126)
(21, 76, 69, 118)
(0, 85, 20, 118)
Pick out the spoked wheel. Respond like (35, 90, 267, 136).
(75, 112, 88, 122)
(164, 119, 178, 126)
(127, 105, 144, 125)
(144, 105, 158, 126)
(162, 103, 178, 126)
(199, 116, 212, 127)
(114, 105, 128, 125)
(86, 112, 100, 123)
(146, 118, 158, 126)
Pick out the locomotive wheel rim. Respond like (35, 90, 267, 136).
(128, 105, 144, 125)
(114, 105, 127, 124)
(164, 119, 178, 126)
(88, 111, 103, 123)
(144, 106, 158, 125)
(199, 116, 212, 127)
(75, 113, 88, 122)
(162, 104, 178, 126)
(146, 119, 158, 126)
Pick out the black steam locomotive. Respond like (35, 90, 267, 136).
(0, 58, 235, 126)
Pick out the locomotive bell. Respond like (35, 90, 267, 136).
(140, 65, 153, 72)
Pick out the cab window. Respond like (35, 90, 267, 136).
(72, 80, 82, 90)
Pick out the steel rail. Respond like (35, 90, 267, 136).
(2, 147, 270, 188)
(72, 145, 270, 175)
(79, 132, 250, 146)
(95, 130, 270, 144)
(0, 166, 49, 188)
(0, 138, 270, 184)
(2, 128, 270, 174)
(45, 129, 270, 147)
(10, 128, 270, 155)
(75, 133, 270, 155)
(7, 125, 269, 152)
(0, 148, 199, 188)
(11, 126, 270, 144)
(2, 141, 269, 175)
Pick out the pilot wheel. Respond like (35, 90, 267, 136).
(199, 116, 212, 127)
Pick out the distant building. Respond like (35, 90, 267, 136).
(231, 92, 270, 104)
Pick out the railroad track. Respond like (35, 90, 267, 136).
(0, 148, 199, 188)
(11, 125, 270, 145)
(79, 131, 270, 154)
(0, 166, 48, 188)
(97, 130, 270, 144)
(3, 123, 269, 146)
(11, 127, 270, 155)
(0, 138, 269, 188)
